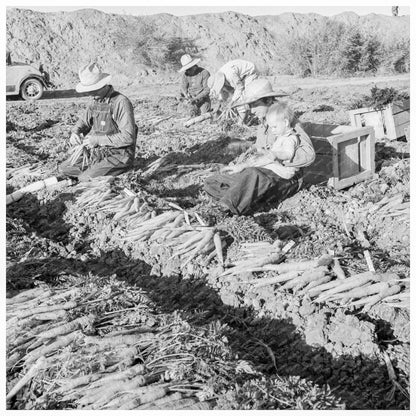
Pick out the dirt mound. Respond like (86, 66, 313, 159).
(6, 8, 409, 88)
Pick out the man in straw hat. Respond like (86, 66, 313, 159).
(207, 59, 258, 123)
(60, 62, 137, 181)
(178, 54, 211, 117)
(204, 78, 315, 215)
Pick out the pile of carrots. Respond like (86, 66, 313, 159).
(6, 276, 250, 410)
(71, 180, 226, 268)
(222, 245, 409, 311)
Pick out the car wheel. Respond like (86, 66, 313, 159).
(20, 78, 44, 101)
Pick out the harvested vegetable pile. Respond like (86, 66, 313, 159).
(6, 274, 346, 410)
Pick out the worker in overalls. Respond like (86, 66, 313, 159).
(60, 63, 137, 181)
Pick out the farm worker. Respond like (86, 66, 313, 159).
(60, 63, 137, 181)
(204, 79, 315, 215)
(178, 54, 211, 117)
(207, 59, 258, 123)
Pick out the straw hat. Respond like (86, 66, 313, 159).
(207, 71, 226, 96)
(178, 54, 201, 73)
(75, 63, 112, 93)
(231, 78, 288, 107)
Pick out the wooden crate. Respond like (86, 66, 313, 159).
(349, 99, 410, 140)
(300, 122, 375, 190)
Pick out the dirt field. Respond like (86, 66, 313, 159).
(6, 75, 410, 410)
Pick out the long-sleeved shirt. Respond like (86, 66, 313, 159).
(218, 59, 258, 103)
(181, 66, 210, 102)
(72, 86, 136, 149)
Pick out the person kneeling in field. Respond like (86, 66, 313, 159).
(178, 54, 211, 118)
(204, 80, 315, 215)
(59, 63, 137, 181)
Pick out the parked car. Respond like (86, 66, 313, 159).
(6, 51, 48, 100)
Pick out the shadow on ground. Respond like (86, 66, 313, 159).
(6, 192, 409, 410)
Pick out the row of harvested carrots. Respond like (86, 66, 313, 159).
(71, 181, 409, 311)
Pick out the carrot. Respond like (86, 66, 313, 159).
(307, 279, 343, 299)
(213, 232, 224, 265)
(7, 287, 45, 305)
(135, 392, 182, 409)
(102, 384, 169, 410)
(157, 397, 199, 409)
(37, 314, 95, 339)
(282, 266, 328, 291)
(332, 281, 389, 302)
(78, 376, 155, 407)
(182, 229, 215, 266)
(193, 212, 207, 226)
(362, 284, 401, 312)
(299, 275, 332, 296)
(15, 301, 77, 319)
(8, 289, 53, 310)
(6, 352, 22, 372)
(56, 373, 102, 394)
(314, 271, 377, 303)
(175, 231, 206, 251)
(183, 400, 213, 410)
(84, 332, 156, 348)
(25, 330, 81, 364)
(203, 239, 226, 265)
(6, 356, 47, 400)
(32, 310, 68, 321)
(88, 363, 147, 389)
(223, 252, 283, 276)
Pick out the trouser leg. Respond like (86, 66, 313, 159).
(59, 152, 85, 178)
(220, 167, 280, 215)
(78, 158, 132, 181)
(203, 173, 240, 201)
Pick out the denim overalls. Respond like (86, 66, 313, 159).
(61, 92, 136, 180)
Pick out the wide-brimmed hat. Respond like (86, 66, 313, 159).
(207, 71, 226, 96)
(178, 54, 201, 73)
(231, 78, 288, 107)
(75, 62, 112, 93)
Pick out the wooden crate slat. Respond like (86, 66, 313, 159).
(301, 123, 375, 190)
(349, 101, 410, 140)
(390, 99, 410, 114)
(328, 170, 374, 190)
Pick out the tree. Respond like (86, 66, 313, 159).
(391, 6, 399, 16)
(342, 30, 364, 73)
(275, 18, 347, 77)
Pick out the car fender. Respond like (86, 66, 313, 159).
(18, 74, 47, 91)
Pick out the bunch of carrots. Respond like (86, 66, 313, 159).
(68, 143, 90, 169)
(122, 203, 226, 268)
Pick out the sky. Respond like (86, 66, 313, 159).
(11, 3, 411, 17)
